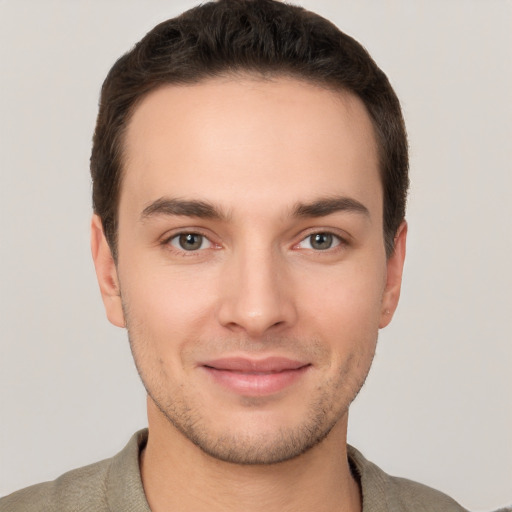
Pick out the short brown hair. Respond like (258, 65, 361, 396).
(91, 0, 408, 259)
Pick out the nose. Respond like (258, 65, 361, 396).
(216, 245, 297, 337)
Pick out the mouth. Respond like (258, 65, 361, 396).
(199, 357, 311, 396)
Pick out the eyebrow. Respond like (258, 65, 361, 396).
(292, 196, 370, 218)
(140, 195, 370, 222)
(140, 197, 227, 221)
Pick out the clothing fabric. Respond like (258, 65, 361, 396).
(1, 429, 469, 512)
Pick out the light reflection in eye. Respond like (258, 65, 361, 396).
(166, 231, 343, 253)
(298, 233, 341, 251)
(169, 233, 212, 251)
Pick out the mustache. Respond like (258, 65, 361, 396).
(122, 301, 331, 363)
(180, 335, 330, 363)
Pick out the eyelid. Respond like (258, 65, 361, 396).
(298, 233, 341, 250)
(292, 228, 350, 251)
(169, 233, 212, 251)
(161, 228, 221, 254)
(159, 226, 350, 254)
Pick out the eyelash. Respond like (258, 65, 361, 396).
(162, 229, 348, 256)
(163, 231, 218, 255)
(294, 231, 345, 251)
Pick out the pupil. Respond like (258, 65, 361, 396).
(312, 233, 332, 250)
(179, 233, 202, 250)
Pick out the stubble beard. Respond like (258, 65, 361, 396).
(124, 310, 377, 466)
(145, 369, 356, 465)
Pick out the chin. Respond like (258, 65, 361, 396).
(149, 385, 349, 466)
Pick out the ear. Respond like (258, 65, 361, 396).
(90, 214, 125, 328)
(379, 220, 407, 329)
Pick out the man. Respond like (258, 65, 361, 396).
(0, 1, 471, 510)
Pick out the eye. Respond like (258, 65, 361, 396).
(169, 232, 212, 251)
(298, 232, 341, 251)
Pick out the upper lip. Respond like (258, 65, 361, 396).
(201, 357, 309, 373)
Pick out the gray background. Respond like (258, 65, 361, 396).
(1, 1, 511, 509)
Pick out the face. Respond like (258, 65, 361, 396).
(92, 76, 406, 465)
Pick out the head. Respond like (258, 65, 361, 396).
(90, 0, 408, 466)
(90, 0, 408, 261)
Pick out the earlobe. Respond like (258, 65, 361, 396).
(90, 215, 126, 328)
(379, 220, 407, 329)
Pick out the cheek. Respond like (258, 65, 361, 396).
(296, 262, 386, 352)
(118, 261, 217, 351)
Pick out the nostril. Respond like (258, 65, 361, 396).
(215, 265, 298, 334)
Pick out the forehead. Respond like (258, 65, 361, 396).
(120, 76, 381, 219)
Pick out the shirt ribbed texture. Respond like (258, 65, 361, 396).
(1, 429, 471, 511)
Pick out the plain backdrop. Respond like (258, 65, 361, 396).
(1, 1, 511, 510)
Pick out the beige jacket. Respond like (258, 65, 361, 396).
(0, 429, 469, 512)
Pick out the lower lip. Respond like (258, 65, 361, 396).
(201, 365, 310, 396)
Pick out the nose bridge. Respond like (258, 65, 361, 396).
(217, 238, 295, 335)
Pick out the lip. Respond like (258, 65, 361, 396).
(199, 357, 311, 396)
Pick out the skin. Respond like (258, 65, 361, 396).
(91, 76, 407, 512)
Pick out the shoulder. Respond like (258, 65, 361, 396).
(0, 457, 112, 512)
(347, 445, 469, 512)
(0, 430, 149, 512)
(383, 475, 469, 512)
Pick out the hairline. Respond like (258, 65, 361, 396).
(108, 70, 389, 260)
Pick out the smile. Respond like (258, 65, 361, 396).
(200, 357, 311, 396)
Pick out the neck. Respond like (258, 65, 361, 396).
(141, 400, 361, 512)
